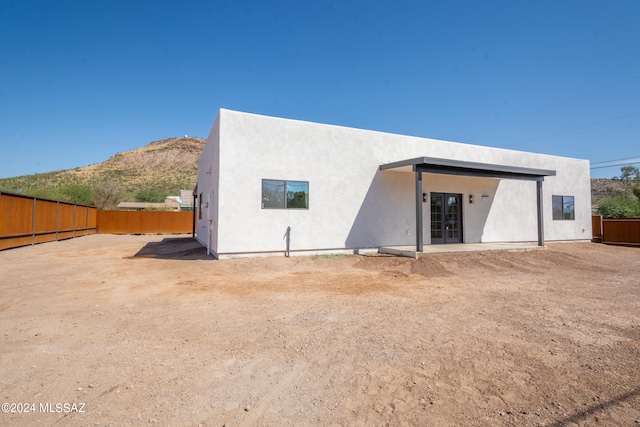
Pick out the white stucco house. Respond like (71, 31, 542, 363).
(195, 109, 591, 258)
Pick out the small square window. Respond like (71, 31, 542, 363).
(552, 195, 574, 220)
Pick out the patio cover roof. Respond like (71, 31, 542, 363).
(379, 157, 556, 181)
(379, 157, 556, 252)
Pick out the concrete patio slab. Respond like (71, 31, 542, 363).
(379, 242, 543, 258)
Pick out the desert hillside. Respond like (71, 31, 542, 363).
(0, 137, 205, 206)
(590, 177, 632, 204)
(71, 137, 204, 190)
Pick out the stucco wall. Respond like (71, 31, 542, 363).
(197, 109, 592, 256)
(195, 114, 220, 255)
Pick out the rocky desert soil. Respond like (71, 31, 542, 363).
(0, 235, 639, 426)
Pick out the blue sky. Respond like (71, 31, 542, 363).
(1, 0, 639, 179)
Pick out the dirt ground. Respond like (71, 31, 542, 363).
(0, 235, 638, 426)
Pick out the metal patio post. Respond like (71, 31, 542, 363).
(416, 171, 423, 252)
(537, 180, 544, 246)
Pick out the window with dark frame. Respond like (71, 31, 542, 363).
(262, 179, 309, 209)
(552, 195, 575, 220)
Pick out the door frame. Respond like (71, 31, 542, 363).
(428, 192, 463, 245)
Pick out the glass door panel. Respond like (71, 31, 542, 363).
(430, 194, 444, 244)
(430, 193, 462, 244)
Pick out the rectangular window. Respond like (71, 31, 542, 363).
(262, 180, 309, 209)
(552, 195, 575, 220)
(199, 192, 203, 219)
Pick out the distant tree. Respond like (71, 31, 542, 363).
(619, 165, 640, 181)
(618, 165, 640, 196)
(633, 187, 640, 202)
(92, 186, 124, 210)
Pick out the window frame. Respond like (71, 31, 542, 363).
(261, 179, 309, 210)
(552, 195, 575, 220)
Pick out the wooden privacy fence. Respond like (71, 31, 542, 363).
(96, 210, 193, 234)
(592, 215, 640, 246)
(1, 191, 194, 251)
(0, 191, 97, 251)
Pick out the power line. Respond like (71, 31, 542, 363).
(503, 110, 640, 148)
(590, 156, 640, 169)
(455, 72, 640, 140)
(591, 155, 640, 166)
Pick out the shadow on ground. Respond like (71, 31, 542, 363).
(548, 388, 640, 427)
(132, 237, 214, 260)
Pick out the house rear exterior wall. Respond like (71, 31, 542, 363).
(196, 109, 591, 256)
(196, 114, 220, 255)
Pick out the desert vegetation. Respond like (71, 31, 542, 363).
(592, 165, 640, 217)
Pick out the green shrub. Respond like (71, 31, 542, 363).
(60, 185, 94, 205)
(597, 196, 640, 218)
(27, 187, 63, 201)
(135, 189, 168, 203)
(25, 185, 95, 205)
